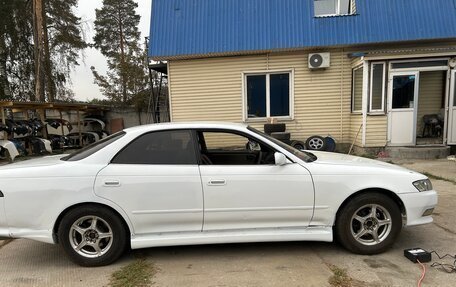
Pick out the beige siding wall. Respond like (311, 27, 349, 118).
(365, 116, 387, 147)
(169, 50, 353, 145)
(349, 114, 363, 146)
(416, 71, 446, 135)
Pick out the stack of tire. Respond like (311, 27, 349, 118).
(263, 123, 306, 150)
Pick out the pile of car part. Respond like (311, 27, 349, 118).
(0, 118, 52, 161)
(263, 123, 336, 151)
(263, 123, 306, 150)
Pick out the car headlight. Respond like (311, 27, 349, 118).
(413, 179, 433, 192)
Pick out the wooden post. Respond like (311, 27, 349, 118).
(77, 109, 82, 147)
(0, 107, 6, 140)
(39, 109, 47, 138)
(25, 109, 33, 155)
(59, 110, 64, 152)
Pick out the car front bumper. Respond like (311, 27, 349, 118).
(398, 190, 438, 226)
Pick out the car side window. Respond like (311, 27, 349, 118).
(111, 130, 197, 164)
(198, 131, 276, 165)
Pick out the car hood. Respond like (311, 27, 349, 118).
(307, 151, 415, 175)
(0, 154, 68, 170)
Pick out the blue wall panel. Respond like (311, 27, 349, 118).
(149, 0, 456, 58)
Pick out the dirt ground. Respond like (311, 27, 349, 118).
(0, 158, 455, 286)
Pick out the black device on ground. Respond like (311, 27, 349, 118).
(404, 248, 432, 263)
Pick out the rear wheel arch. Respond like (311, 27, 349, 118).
(53, 202, 132, 245)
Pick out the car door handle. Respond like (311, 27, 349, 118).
(104, 180, 120, 187)
(208, 179, 226, 186)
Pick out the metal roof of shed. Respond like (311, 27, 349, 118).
(149, 0, 456, 60)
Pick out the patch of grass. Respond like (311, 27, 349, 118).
(327, 264, 353, 287)
(109, 259, 155, 287)
(422, 172, 456, 185)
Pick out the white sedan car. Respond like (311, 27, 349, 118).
(0, 122, 437, 266)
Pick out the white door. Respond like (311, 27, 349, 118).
(196, 130, 314, 231)
(388, 72, 419, 146)
(94, 130, 204, 235)
(448, 70, 456, 144)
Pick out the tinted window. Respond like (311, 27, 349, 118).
(247, 75, 267, 118)
(392, 75, 415, 109)
(62, 131, 126, 161)
(270, 73, 290, 117)
(112, 130, 197, 164)
(352, 66, 363, 112)
(370, 63, 384, 111)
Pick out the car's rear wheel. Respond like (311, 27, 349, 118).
(335, 193, 402, 254)
(58, 205, 127, 266)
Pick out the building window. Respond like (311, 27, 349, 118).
(369, 62, 386, 113)
(244, 71, 292, 120)
(314, 0, 353, 16)
(352, 66, 363, 113)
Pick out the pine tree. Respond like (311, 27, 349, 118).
(0, 0, 86, 101)
(92, 0, 148, 104)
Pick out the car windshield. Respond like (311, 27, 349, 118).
(61, 131, 126, 161)
(247, 126, 317, 163)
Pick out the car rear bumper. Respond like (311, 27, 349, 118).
(398, 190, 438, 226)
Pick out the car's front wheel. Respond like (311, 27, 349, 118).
(335, 193, 402, 254)
(58, 205, 127, 266)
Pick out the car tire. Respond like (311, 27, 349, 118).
(335, 193, 402, 255)
(264, 123, 286, 135)
(305, 135, 327, 151)
(324, 136, 336, 152)
(270, 132, 291, 141)
(291, 140, 305, 150)
(58, 205, 127, 267)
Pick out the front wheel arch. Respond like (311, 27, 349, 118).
(335, 188, 406, 226)
(53, 202, 131, 245)
(334, 189, 405, 254)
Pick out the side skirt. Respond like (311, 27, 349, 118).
(131, 226, 333, 250)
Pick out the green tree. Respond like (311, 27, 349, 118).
(40, 0, 87, 101)
(0, 0, 35, 100)
(0, 0, 86, 102)
(92, 0, 147, 105)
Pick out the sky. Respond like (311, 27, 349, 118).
(71, 0, 152, 101)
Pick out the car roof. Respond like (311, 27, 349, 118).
(123, 121, 249, 134)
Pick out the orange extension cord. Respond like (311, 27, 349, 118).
(417, 259, 426, 287)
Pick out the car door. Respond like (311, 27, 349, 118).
(94, 129, 204, 235)
(197, 129, 314, 231)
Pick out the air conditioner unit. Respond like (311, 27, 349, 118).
(308, 53, 330, 69)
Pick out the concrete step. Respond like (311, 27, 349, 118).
(385, 146, 450, 159)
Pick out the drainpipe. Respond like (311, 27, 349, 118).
(361, 59, 369, 147)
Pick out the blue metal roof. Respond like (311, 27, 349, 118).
(149, 0, 456, 59)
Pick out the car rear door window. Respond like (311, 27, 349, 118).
(111, 130, 197, 164)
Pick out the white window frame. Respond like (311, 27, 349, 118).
(351, 65, 363, 113)
(242, 69, 294, 122)
(369, 62, 386, 114)
(314, 0, 354, 17)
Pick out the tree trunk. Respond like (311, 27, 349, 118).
(32, 0, 45, 101)
(118, 10, 127, 104)
(0, 34, 12, 100)
(42, 0, 55, 102)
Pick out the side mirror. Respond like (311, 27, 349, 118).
(274, 152, 287, 166)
